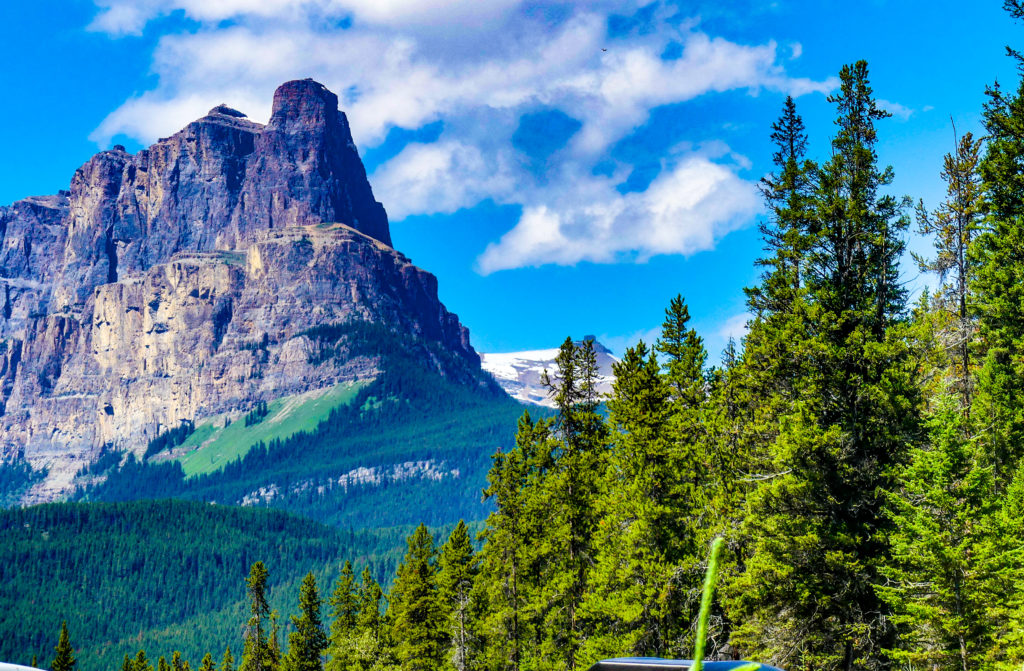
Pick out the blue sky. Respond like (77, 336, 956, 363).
(0, 1, 1019, 359)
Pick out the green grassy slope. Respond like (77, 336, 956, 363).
(170, 381, 367, 477)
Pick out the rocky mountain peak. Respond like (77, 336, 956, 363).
(0, 80, 473, 501)
(269, 78, 339, 130)
(208, 104, 248, 118)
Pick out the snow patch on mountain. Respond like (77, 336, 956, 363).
(481, 338, 619, 408)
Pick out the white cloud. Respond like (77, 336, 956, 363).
(371, 141, 518, 219)
(89, 0, 528, 35)
(878, 98, 914, 121)
(717, 312, 751, 341)
(475, 154, 761, 273)
(87, 0, 833, 272)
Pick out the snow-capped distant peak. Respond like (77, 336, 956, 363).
(480, 338, 619, 408)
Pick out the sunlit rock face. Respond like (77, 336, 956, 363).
(0, 80, 477, 502)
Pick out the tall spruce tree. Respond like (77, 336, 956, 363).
(731, 61, 918, 671)
(540, 337, 609, 670)
(325, 562, 359, 671)
(219, 647, 234, 671)
(199, 654, 215, 671)
(282, 573, 328, 671)
(241, 562, 276, 671)
(52, 621, 75, 671)
(477, 411, 555, 671)
(750, 95, 815, 317)
(584, 340, 678, 659)
(974, 71, 1024, 490)
(437, 520, 479, 671)
(134, 650, 153, 671)
(914, 129, 983, 411)
(879, 391, 992, 670)
(388, 524, 445, 670)
(354, 568, 388, 670)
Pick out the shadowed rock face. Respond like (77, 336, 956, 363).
(0, 80, 476, 501)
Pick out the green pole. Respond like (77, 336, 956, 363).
(693, 537, 725, 671)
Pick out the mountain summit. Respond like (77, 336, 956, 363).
(0, 79, 479, 501)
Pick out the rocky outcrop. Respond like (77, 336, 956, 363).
(0, 81, 476, 501)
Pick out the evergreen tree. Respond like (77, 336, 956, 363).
(240, 562, 276, 671)
(32, 655, 39, 669)
(199, 654, 215, 671)
(879, 391, 992, 670)
(974, 69, 1024, 490)
(437, 520, 479, 671)
(477, 411, 555, 671)
(914, 129, 984, 411)
(325, 562, 359, 671)
(282, 573, 328, 671)
(540, 337, 609, 670)
(157, 656, 170, 671)
(120, 655, 133, 671)
(387, 524, 445, 670)
(351, 568, 388, 670)
(584, 340, 678, 658)
(219, 647, 234, 671)
(731, 61, 919, 671)
(750, 96, 815, 316)
(975, 464, 1024, 667)
(172, 651, 186, 671)
(134, 650, 153, 671)
(51, 621, 75, 671)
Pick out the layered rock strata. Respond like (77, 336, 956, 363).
(0, 80, 476, 501)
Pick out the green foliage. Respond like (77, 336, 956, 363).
(145, 422, 196, 460)
(52, 621, 76, 671)
(879, 392, 992, 669)
(0, 501, 406, 671)
(0, 459, 47, 506)
(244, 402, 270, 428)
(240, 562, 277, 671)
(387, 524, 445, 671)
(281, 574, 327, 671)
(729, 61, 920, 671)
(436, 521, 479, 671)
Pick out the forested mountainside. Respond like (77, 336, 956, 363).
(69, 322, 544, 528)
(0, 79, 480, 502)
(0, 500, 419, 671)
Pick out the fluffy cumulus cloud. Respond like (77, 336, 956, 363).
(88, 0, 834, 272)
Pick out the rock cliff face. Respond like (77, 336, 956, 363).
(0, 80, 477, 501)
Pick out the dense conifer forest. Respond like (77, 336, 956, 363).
(19, 7, 1024, 671)
(0, 501, 414, 671)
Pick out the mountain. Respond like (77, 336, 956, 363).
(480, 337, 619, 407)
(0, 79, 491, 504)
